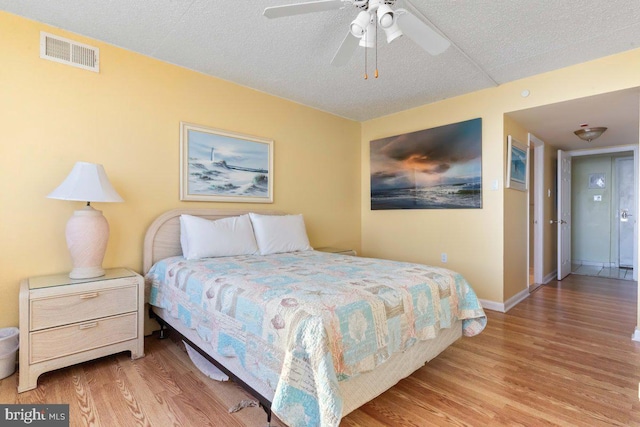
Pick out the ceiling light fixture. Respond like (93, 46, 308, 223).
(350, 1, 404, 79)
(574, 127, 607, 142)
(350, 10, 370, 37)
(376, 4, 403, 43)
(359, 19, 376, 48)
(377, 4, 394, 28)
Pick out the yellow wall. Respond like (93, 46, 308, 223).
(503, 117, 529, 300)
(361, 47, 640, 307)
(4, 11, 640, 329)
(0, 12, 361, 328)
(361, 96, 506, 303)
(504, 127, 558, 291)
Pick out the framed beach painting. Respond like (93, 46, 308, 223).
(370, 118, 482, 210)
(506, 135, 528, 191)
(180, 122, 273, 203)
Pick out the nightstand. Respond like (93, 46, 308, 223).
(18, 268, 144, 393)
(316, 247, 357, 256)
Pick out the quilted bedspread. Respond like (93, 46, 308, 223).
(146, 251, 486, 427)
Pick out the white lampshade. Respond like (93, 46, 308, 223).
(48, 162, 123, 279)
(48, 162, 124, 202)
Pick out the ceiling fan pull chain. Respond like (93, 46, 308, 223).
(364, 26, 368, 79)
(375, 16, 379, 78)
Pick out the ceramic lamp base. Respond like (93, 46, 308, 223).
(66, 206, 109, 279)
(69, 265, 105, 280)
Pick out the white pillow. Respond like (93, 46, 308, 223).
(179, 214, 258, 260)
(249, 213, 312, 255)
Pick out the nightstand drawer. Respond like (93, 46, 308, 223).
(30, 313, 137, 364)
(31, 285, 138, 330)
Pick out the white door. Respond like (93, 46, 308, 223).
(557, 150, 572, 280)
(617, 157, 634, 268)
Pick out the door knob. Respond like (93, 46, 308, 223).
(621, 210, 632, 221)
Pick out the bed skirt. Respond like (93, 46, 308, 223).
(150, 305, 461, 418)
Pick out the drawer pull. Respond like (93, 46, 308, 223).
(79, 292, 100, 299)
(79, 322, 98, 330)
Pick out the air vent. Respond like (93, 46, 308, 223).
(40, 32, 99, 73)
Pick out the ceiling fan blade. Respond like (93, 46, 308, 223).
(396, 9, 450, 55)
(331, 31, 360, 66)
(264, 0, 346, 19)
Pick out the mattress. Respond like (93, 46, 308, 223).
(146, 250, 486, 427)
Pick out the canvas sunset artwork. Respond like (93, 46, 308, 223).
(370, 118, 482, 210)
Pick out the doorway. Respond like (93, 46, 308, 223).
(557, 146, 638, 282)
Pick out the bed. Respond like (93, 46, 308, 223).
(143, 209, 486, 427)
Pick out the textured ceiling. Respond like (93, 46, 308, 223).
(509, 88, 640, 151)
(2, 0, 640, 152)
(2, 0, 640, 123)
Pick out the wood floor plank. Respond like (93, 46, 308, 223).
(346, 274, 640, 426)
(114, 354, 181, 427)
(69, 364, 103, 427)
(2, 274, 639, 426)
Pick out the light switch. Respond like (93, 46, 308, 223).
(594, 195, 602, 202)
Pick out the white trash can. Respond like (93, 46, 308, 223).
(0, 327, 19, 380)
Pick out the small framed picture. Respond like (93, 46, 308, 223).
(180, 122, 274, 203)
(506, 135, 529, 191)
(588, 173, 605, 189)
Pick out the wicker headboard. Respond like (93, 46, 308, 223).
(142, 208, 282, 274)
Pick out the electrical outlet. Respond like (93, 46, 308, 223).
(441, 253, 448, 263)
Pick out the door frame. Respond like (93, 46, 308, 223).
(615, 156, 635, 269)
(528, 133, 544, 287)
(562, 144, 638, 280)
(557, 150, 572, 280)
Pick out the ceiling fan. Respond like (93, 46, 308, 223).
(263, 0, 451, 67)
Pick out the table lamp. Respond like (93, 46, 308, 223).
(47, 162, 124, 279)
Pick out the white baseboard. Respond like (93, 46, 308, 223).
(478, 299, 504, 312)
(543, 270, 557, 284)
(479, 288, 529, 313)
(528, 282, 543, 293)
(504, 288, 529, 312)
(632, 327, 640, 342)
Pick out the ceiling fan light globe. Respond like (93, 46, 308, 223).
(377, 4, 395, 29)
(350, 10, 371, 38)
(350, 23, 365, 36)
(379, 14, 393, 27)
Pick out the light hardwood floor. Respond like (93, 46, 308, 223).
(1, 274, 639, 426)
